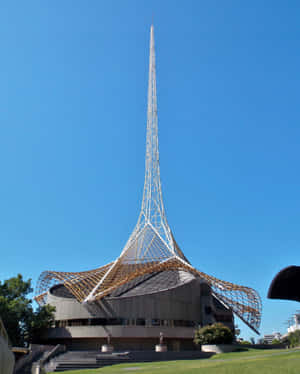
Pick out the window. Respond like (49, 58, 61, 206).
(151, 319, 160, 326)
(53, 318, 196, 328)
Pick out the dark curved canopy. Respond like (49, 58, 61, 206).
(268, 266, 300, 302)
(50, 270, 195, 299)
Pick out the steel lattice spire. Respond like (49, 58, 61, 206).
(141, 24, 167, 237)
(127, 25, 179, 256)
(82, 24, 184, 303)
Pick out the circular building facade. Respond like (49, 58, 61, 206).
(43, 270, 233, 351)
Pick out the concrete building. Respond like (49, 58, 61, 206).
(42, 270, 234, 350)
(35, 25, 261, 351)
(263, 332, 282, 344)
(287, 314, 300, 334)
(0, 317, 15, 374)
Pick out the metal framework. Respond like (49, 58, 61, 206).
(35, 25, 262, 334)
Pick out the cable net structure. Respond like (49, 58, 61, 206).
(35, 25, 262, 334)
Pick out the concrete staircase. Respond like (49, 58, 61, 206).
(45, 349, 213, 372)
(45, 350, 134, 372)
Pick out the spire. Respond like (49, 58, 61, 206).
(82, 25, 185, 303)
(122, 24, 184, 259)
(138, 24, 172, 246)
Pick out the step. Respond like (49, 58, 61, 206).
(54, 365, 101, 372)
(55, 363, 98, 366)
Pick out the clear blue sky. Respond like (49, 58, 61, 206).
(1, 1, 300, 340)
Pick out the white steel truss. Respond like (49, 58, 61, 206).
(84, 25, 183, 303)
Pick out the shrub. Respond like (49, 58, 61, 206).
(271, 339, 281, 345)
(287, 330, 300, 348)
(194, 323, 234, 345)
(239, 340, 251, 345)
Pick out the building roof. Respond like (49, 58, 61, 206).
(268, 265, 300, 302)
(50, 270, 196, 299)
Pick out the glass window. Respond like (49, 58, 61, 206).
(152, 319, 160, 326)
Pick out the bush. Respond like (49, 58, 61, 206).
(239, 340, 251, 345)
(271, 339, 281, 345)
(287, 330, 300, 348)
(194, 323, 234, 345)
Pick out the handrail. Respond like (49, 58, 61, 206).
(40, 344, 65, 365)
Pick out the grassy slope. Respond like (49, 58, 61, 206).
(50, 349, 300, 374)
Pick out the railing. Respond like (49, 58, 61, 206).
(40, 344, 66, 366)
(13, 344, 54, 374)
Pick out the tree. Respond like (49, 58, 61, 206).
(287, 330, 300, 348)
(0, 274, 55, 347)
(29, 304, 56, 344)
(194, 323, 234, 345)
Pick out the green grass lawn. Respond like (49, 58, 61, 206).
(50, 348, 300, 374)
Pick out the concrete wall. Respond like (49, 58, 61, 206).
(44, 336, 196, 351)
(47, 325, 195, 339)
(48, 278, 212, 323)
(44, 275, 233, 350)
(201, 344, 237, 353)
(0, 336, 15, 374)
